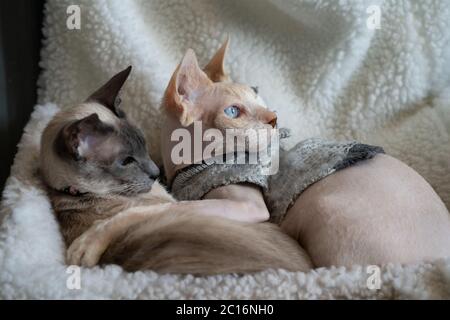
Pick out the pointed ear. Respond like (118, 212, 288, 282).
(164, 49, 212, 126)
(56, 113, 115, 161)
(86, 66, 132, 118)
(203, 37, 230, 82)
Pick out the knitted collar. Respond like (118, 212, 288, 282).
(171, 153, 239, 191)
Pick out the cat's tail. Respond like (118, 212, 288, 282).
(100, 212, 312, 275)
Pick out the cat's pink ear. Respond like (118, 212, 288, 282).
(86, 66, 132, 118)
(204, 37, 230, 82)
(57, 113, 115, 161)
(164, 49, 212, 126)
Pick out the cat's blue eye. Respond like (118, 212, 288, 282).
(224, 105, 241, 118)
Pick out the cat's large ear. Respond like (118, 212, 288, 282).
(164, 49, 212, 126)
(56, 113, 116, 161)
(203, 37, 230, 82)
(86, 66, 132, 118)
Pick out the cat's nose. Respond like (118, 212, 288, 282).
(263, 111, 277, 128)
(145, 160, 160, 179)
(268, 117, 277, 128)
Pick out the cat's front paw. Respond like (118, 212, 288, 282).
(66, 221, 110, 267)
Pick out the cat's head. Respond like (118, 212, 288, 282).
(40, 66, 160, 197)
(162, 39, 277, 131)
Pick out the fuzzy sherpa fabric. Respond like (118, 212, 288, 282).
(1, 0, 450, 299)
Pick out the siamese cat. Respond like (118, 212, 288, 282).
(160, 40, 450, 268)
(40, 66, 312, 274)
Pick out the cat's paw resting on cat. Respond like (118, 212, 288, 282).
(66, 220, 111, 267)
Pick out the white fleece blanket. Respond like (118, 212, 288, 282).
(1, 0, 450, 299)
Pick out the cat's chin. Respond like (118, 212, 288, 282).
(115, 181, 155, 197)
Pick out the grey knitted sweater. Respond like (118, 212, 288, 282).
(171, 138, 384, 224)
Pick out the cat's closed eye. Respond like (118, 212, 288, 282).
(121, 156, 137, 166)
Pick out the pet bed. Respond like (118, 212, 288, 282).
(1, 0, 450, 299)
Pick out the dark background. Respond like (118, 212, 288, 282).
(0, 0, 44, 192)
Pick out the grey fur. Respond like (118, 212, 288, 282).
(53, 112, 159, 196)
(87, 66, 132, 118)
